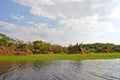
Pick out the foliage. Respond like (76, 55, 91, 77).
(0, 33, 13, 46)
(32, 40, 52, 53)
(52, 45, 64, 53)
(0, 33, 120, 54)
(83, 43, 120, 53)
(32, 40, 65, 53)
(68, 44, 73, 50)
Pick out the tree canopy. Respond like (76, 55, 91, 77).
(0, 33, 120, 54)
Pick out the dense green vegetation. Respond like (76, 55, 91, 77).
(0, 33, 120, 54)
(0, 33, 67, 54)
(0, 33, 13, 46)
(83, 43, 120, 53)
(0, 53, 120, 61)
(0, 33, 120, 60)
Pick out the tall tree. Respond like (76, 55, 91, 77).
(0, 33, 12, 46)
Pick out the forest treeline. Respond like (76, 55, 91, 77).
(0, 33, 120, 55)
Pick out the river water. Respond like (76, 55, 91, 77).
(0, 59, 120, 80)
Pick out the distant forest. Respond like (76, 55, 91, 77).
(0, 33, 120, 55)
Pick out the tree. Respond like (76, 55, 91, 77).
(52, 45, 64, 53)
(0, 33, 12, 46)
(32, 40, 52, 53)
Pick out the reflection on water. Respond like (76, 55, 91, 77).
(0, 61, 14, 76)
(0, 59, 120, 80)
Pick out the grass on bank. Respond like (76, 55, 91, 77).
(0, 53, 120, 61)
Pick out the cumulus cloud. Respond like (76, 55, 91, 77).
(11, 14, 25, 21)
(110, 6, 120, 18)
(0, 21, 64, 44)
(0, 14, 117, 46)
(13, 0, 119, 19)
(2, 0, 119, 45)
(0, 21, 16, 30)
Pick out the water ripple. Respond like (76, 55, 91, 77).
(0, 59, 120, 80)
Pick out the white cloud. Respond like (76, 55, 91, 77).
(91, 3, 103, 9)
(13, 0, 102, 19)
(58, 14, 116, 45)
(0, 21, 16, 30)
(30, 6, 56, 19)
(26, 21, 35, 25)
(11, 14, 25, 20)
(0, 15, 118, 46)
(37, 0, 54, 5)
(0, 21, 64, 44)
(13, 0, 119, 19)
(13, 0, 54, 6)
(112, 0, 119, 2)
(56, 0, 84, 3)
(5, 0, 120, 45)
(0, 21, 36, 41)
(110, 6, 120, 18)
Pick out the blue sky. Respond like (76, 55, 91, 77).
(0, 0, 120, 46)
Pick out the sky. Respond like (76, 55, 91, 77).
(0, 0, 120, 46)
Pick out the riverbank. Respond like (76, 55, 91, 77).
(0, 53, 120, 61)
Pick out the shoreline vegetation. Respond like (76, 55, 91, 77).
(0, 53, 120, 61)
(0, 33, 120, 61)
